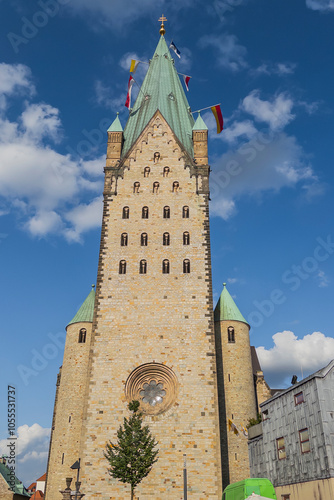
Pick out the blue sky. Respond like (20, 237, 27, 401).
(0, 0, 334, 487)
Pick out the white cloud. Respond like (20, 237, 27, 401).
(0, 62, 104, 241)
(64, 196, 103, 242)
(0, 63, 34, 100)
(306, 0, 334, 10)
(316, 270, 330, 287)
(209, 132, 316, 220)
(242, 90, 295, 130)
(94, 80, 126, 111)
(198, 34, 247, 72)
(251, 62, 296, 76)
(0, 423, 50, 486)
(256, 330, 334, 387)
(220, 119, 258, 144)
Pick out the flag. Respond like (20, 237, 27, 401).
(183, 75, 191, 91)
(129, 59, 140, 74)
(228, 419, 239, 436)
(241, 425, 249, 438)
(170, 40, 181, 58)
(125, 75, 135, 109)
(211, 104, 224, 133)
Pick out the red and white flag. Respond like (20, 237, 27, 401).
(183, 75, 191, 91)
(125, 75, 135, 109)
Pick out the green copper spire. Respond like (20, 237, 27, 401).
(67, 285, 95, 327)
(122, 35, 195, 157)
(193, 112, 208, 131)
(108, 113, 123, 132)
(214, 283, 248, 325)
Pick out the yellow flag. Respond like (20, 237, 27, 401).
(130, 60, 140, 74)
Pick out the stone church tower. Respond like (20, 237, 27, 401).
(45, 24, 258, 500)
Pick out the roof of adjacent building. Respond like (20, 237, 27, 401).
(122, 35, 195, 157)
(0, 462, 30, 497)
(36, 473, 46, 482)
(67, 285, 95, 327)
(30, 490, 44, 499)
(261, 359, 334, 406)
(28, 482, 36, 491)
(108, 113, 123, 132)
(214, 283, 248, 325)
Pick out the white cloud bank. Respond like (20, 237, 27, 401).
(0, 62, 104, 242)
(257, 330, 334, 387)
(0, 423, 50, 486)
(198, 33, 247, 72)
(306, 0, 334, 10)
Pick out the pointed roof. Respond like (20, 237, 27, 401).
(108, 113, 123, 132)
(122, 35, 195, 157)
(67, 285, 95, 327)
(193, 113, 208, 131)
(214, 283, 248, 325)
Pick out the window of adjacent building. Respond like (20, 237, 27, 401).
(141, 233, 148, 246)
(153, 181, 159, 193)
(228, 326, 235, 343)
(281, 495, 290, 500)
(162, 259, 170, 274)
(163, 206, 170, 219)
(183, 232, 190, 245)
(122, 206, 129, 219)
(182, 206, 189, 218)
(294, 392, 304, 405)
(276, 437, 286, 460)
(139, 260, 147, 274)
(142, 206, 149, 219)
(299, 428, 310, 453)
(134, 181, 140, 193)
(163, 166, 170, 177)
(183, 259, 190, 274)
(121, 233, 128, 246)
(144, 166, 150, 177)
(262, 409, 269, 420)
(62, 453, 64, 464)
(172, 181, 179, 192)
(119, 260, 126, 274)
(78, 328, 86, 343)
(163, 232, 170, 246)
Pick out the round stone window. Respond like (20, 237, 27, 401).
(125, 363, 178, 416)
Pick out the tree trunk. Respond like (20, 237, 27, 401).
(131, 485, 133, 500)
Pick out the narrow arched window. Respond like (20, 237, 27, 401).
(162, 259, 170, 274)
(122, 206, 129, 219)
(142, 206, 149, 219)
(163, 166, 170, 177)
(163, 232, 170, 246)
(144, 166, 150, 178)
(139, 260, 147, 274)
(173, 181, 179, 193)
(134, 182, 140, 193)
(121, 233, 128, 246)
(153, 181, 159, 194)
(183, 232, 190, 245)
(78, 328, 86, 344)
(163, 206, 170, 219)
(141, 233, 148, 246)
(183, 259, 190, 274)
(182, 206, 189, 218)
(154, 152, 160, 163)
(119, 260, 126, 274)
(228, 326, 235, 343)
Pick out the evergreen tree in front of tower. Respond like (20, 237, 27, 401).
(104, 400, 159, 499)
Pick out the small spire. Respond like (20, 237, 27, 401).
(92, 284, 95, 289)
(223, 282, 226, 287)
(158, 14, 167, 35)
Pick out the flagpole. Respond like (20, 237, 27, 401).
(191, 104, 221, 114)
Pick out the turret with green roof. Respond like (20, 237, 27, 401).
(67, 284, 95, 327)
(214, 283, 249, 325)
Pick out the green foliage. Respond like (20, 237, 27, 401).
(104, 400, 159, 498)
(247, 412, 263, 429)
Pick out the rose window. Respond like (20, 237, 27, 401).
(140, 380, 166, 406)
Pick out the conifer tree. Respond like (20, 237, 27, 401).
(104, 400, 159, 499)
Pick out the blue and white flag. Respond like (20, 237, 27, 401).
(169, 40, 181, 58)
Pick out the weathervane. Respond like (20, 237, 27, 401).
(159, 14, 167, 35)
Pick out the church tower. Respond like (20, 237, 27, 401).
(214, 284, 257, 488)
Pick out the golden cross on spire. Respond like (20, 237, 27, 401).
(158, 14, 167, 35)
